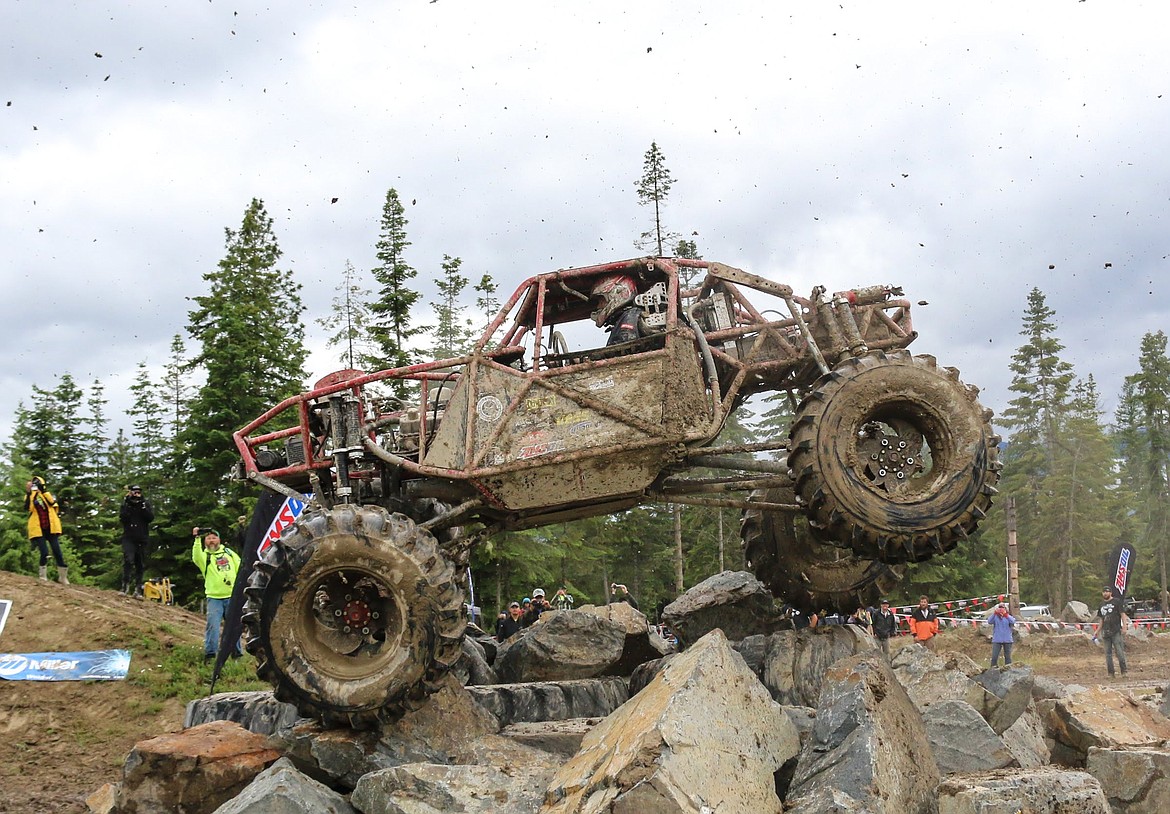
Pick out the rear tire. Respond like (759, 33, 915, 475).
(741, 487, 904, 613)
(788, 350, 1001, 563)
(242, 504, 465, 729)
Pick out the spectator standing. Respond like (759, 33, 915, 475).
(848, 604, 873, 635)
(1095, 587, 1129, 678)
(25, 476, 69, 585)
(523, 588, 551, 627)
(191, 527, 242, 662)
(781, 603, 818, 630)
(609, 583, 639, 610)
(119, 485, 154, 596)
(986, 603, 1016, 667)
(496, 601, 524, 641)
(551, 586, 575, 611)
(872, 599, 897, 658)
(909, 596, 939, 649)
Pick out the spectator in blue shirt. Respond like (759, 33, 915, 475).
(986, 603, 1016, 667)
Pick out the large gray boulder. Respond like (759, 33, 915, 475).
(211, 757, 355, 814)
(1001, 702, 1052, 768)
(762, 625, 876, 707)
(1063, 600, 1093, 623)
(465, 677, 629, 726)
(496, 718, 602, 758)
(786, 654, 939, 814)
(922, 700, 1015, 774)
(275, 675, 499, 790)
(542, 628, 798, 813)
(576, 601, 672, 674)
(494, 610, 627, 682)
(1046, 686, 1170, 764)
(937, 767, 1109, 814)
(890, 642, 989, 711)
(1086, 746, 1170, 813)
(453, 636, 498, 686)
(660, 570, 783, 645)
(184, 690, 303, 736)
(352, 763, 556, 814)
(627, 654, 674, 696)
(974, 664, 1035, 734)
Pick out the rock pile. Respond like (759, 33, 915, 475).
(88, 571, 1170, 814)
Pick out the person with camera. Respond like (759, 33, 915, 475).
(191, 527, 242, 662)
(609, 582, 639, 610)
(119, 485, 154, 596)
(25, 475, 69, 585)
(522, 588, 551, 627)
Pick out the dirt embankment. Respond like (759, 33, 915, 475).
(0, 570, 207, 814)
(1, 569, 1168, 813)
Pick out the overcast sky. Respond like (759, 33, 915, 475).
(3, 1, 1167, 447)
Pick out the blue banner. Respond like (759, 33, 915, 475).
(0, 650, 131, 681)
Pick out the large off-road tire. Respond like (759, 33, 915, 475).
(788, 350, 1000, 563)
(741, 487, 905, 614)
(241, 504, 465, 729)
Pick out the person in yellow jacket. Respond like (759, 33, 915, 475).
(25, 476, 69, 584)
(191, 527, 242, 662)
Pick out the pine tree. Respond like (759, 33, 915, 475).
(179, 198, 307, 540)
(473, 273, 501, 343)
(162, 334, 192, 440)
(1117, 331, 1170, 611)
(994, 288, 1113, 608)
(318, 259, 380, 370)
(635, 142, 678, 256)
(370, 188, 424, 374)
(126, 362, 169, 492)
(1001, 288, 1075, 462)
(432, 254, 474, 358)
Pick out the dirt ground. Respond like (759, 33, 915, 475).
(0, 570, 204, 814)
(1, 569, 1168, 813)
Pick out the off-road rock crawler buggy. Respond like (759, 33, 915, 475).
(234, 256, 1000, 726)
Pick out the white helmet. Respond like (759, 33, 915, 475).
(590, 274, 638, 327)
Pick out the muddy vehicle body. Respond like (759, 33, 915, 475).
(234, 256, 1000, 725)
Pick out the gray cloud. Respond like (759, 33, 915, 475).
(3, 2, 1168, 443)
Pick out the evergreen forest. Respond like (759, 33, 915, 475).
(3, 148, 1169, 621)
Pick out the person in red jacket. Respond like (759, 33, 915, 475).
(909, 595, 939, 649)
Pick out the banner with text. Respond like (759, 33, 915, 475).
(0, 650, 131, 681)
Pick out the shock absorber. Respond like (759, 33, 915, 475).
(328, 393, 365, 502)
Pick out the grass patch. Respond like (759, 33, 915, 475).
(127, 643, 267, 703)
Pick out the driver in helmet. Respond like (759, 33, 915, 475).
(590, 274, 643, 346)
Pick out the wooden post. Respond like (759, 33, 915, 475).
(1006, 497, 1020, 616)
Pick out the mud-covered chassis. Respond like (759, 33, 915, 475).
(234, 257, 1000, 726)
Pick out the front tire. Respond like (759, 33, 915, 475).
(242, 504, 465, 729)
(741, 487, 904, 613)
(788, 350, 1000, 563)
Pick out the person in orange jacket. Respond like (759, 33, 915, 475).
(909, 595, 939, 648)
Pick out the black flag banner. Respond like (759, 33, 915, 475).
(1106, 542, 1137, 597)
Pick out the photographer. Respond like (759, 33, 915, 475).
(25, 476, 69, 585)
(119, 485, 154, 596)
(191, 527, 242, 662)
(522, 588, 551, 627)
(609, 582, 639, 610)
